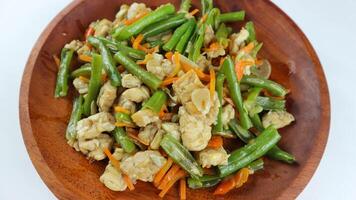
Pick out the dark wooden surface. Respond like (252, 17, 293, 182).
(19, 0, 330, 199)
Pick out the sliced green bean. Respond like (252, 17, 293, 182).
(201, 0, 213, 15)
(113, 4, 175, 41)
(256, 96, 286, 111)
(142, 13, 187, 39)
(218, 126, 281, 177)
(228, 119, 254, 143)
(188, 175, 221, 189)
(54, 48, 74, 98)
(250, 114, 264, 132)
(213, 73, 225, 134)
(88, 36, 121, 86)
(220, 57, 252, 129)
(244, 87, 263, 116)
(216, 23, 231, 47)
(82, 53, 103, 116)
(247, 158, 264, 173)
(175, 19, 196, 53)
(114, 52, 162, 90)
(160, 134, 203, 179)
(241, 76, 288, 97)
(115, 112, 133, 124)
(71, 63, 91, 78)
(245, 21, 256, 43)
(218, 11, 245, 23)
(179, 0, 192, 13)
(142, 90, 167, 113)
(163, 21, 191, 51)
(113, 127, 136, 153)
(191, 23, 206, 62)
(266, 146, 296, 164)
(66, 95, 83, 141)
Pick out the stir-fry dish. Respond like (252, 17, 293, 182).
(54, 0, 296, 198)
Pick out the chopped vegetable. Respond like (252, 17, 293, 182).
(54, 48, 74, 98)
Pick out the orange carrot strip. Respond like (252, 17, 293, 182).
(159, 170, 187, 198)
(123, 174, 135, 191)
(84, 26, 95, 40)
(158, 164, 180, 190)
(242, 42, 255, 54)
(158, 104, 168, 119)
(161, 77, 179, 87)
(189, 8, 199, 16)
(200, 14, 208, 24)
(127, 132, 149, 146)
(209, 68, 216, 99)
(132, 34, 144, 50)
(124, 11, 148, 25)
(235, 60, 255, 81)
(207, 42, 220, 51)
(78, 54, 92, 62)
(165, 52, 174, 60)
(53, 55, 60, 68)
(207, 136, 223, 149)
(103, 148, 121, 169)
(213, 168, 250, 195)
(180, 178, 187, 200)
(114, 106, 131, 114)
(154, 158, 174, 187)
(168, 52, 181, 77)
(115, 122, 136, 128)
(179, 55, 210, 81)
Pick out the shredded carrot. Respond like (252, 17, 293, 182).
(235, 60, 255, 81)
(161, 77, 179, 87)
(200, 14, 208, 24)
(115, 122, 136, 128)
(207, 42, 220, 51)
(214, 168, 250, 195)
(78, 76, 90, 83)
(180, 178, 187, 200)
(84, 26, 95, 40)
(158, 104, 168, 119)
(103, 148, 121, 170)
(168, 52, 181, 77)
(158, 164, 181, 190)
(161, 113, 174, 121)
(189, 8, 199, 16)
(127, 132, 149, 146)
(124, 11, 148, 25)
(242, 42, 255, 54)
(78, 54, 92, 62)
(53, 55, 60, 68)
(123, 174, 135, 191)
(136, 60, 147, 65)
(209, 68, 216, 100)
(165, 52, 174, 60)
(179, 55, 210, 81)
(159, 170, 187, 198)
(154, 158, 174, 187)
(255, 59, 263, 66)
(207, 136, 223, 149)
(132, 34, 144, 50)
(114, 106, 131, 114)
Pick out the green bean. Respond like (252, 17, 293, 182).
(187, 175, 221, 189)
(244, 87, 263, 116)
(206, 8, 220, 28)
(113, 127, 136, 153)
(256, 96, 286, 111)
(82, 53, 103, 116)
(66, 95, 83, 141)
(163, 21, 191, 51)
(247, 158, 264, 173)
(201, 0, 213, 15)
(218, 126, 281, 177)
(251, 42, 263, 58)
(218, 11, 245, 23)
(266, 146, 296, 164)
(148, 39, 164, 48)
(220, 57, 252, 129)
(216, 23, 231, 47)
(175, 19, 196, 53)
(114, 52, 162, 90)
(54, 48, 74, 98)
(115, 112, 133, 124)
(88, 36, 121, 86)
(230, 116, 296, 164)
(142, 90, 167, 113)
(179, 0, 192, 13)
(213, 73, 225, 134)
(228, 119, 254, 143)
(142, 13, 187, 39)
(245, 21, 256, 43)
(191, 23, 206, 62)
(160, 134, 203, 179)
(250, 114, 264, 132)
(113, 4, 175, 41)
(95, 36, 145, 60)
(241, 76, 288, 97)
(70, 63, 91, 78)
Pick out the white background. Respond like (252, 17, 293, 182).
(1, 0, 355, 199)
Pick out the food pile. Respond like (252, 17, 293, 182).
(54, 0, 295, 198)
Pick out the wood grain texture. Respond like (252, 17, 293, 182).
(19, 0, 330, 199)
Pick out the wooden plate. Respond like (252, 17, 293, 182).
(19, 0, 330, 199)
